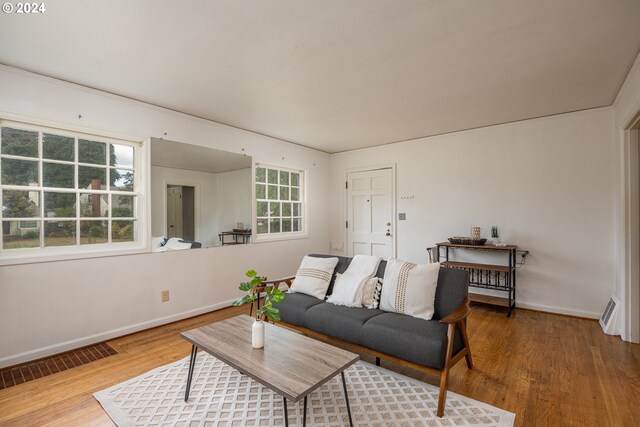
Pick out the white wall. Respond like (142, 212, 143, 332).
(150, 166, 219, 246)
(612, 51, 640, 342)
(330, 108, 615, 319)
(217, 168, 252, 233)
(0, 66, 331, 367)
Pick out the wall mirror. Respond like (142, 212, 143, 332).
(150, 138, 252, 249)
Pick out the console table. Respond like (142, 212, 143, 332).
(218, 230, 251, 245)
(435, 242, 525, 317)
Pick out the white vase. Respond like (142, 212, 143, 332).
(252, 319, 265, 349)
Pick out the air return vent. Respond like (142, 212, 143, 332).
(600, 295, 620, 335)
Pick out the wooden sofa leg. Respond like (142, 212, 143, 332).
(437, 323, 456, 417)
(458, 320, 473, 369)
(375, 357, 380, 366)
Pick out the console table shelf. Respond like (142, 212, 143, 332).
(435, 242, 527, 317)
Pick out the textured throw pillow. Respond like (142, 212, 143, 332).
(289, 256, 339, 300)
(364, 277, 383, 309)
(361, 277, 379, 309)
(379, 260, 440, 320)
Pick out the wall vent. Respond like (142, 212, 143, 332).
(600, 295, 620, 335)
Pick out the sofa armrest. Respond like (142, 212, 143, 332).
(253, 276, 295, 293)
(439, 298, 471, 324)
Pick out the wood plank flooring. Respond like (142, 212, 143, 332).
(0, 303, 638, 426)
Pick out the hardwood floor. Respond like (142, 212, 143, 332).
(0, 303, 638, 426)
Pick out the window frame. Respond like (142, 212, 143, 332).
(253, 162, 308, 242)
(0, 117, 147, 265)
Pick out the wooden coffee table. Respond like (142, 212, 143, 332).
(181, 315, 359, 426)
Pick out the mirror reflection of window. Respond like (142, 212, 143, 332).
(150, 138, 252, 249)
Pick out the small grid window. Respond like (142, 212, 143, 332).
(255, 164, 304, 236)
(0, 120, 140, 253)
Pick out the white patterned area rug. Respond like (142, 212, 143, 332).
(94, 354, 515, 427)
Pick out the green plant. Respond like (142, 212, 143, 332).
(232, 269, 285, 321)
(491, 226, 499, 238)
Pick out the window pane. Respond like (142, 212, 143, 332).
(256, 167, 266, 183)
(43, 134, 74, 161)
(269, 202, 280, 217)
(256, 184, 266, 199)
(3, 190, 40, 218)
(44, 221, 76, 247)
(291, 187, 300, 201)
(292, 203, 300, 216)
(78, 139, 106, 165)
(2, 220, 40, 249)
(80, 193, 108, 217)
(44, 192, 76, 218)
(279, 171, 289, 185)
(280, 186, 289, 200)
(112, 195, 134, 217)
(110, 169, 134, 191)
(267, 169, 278, 184)
(110, 144, 134, 168)
(257, 201, 268, 217)
(293, 218, 301, 232)
(282, 202, 291, 217)
(291, 172, 300, 187)
(282, 218, 292, 232)
(269, 218, 280, 233)
(80, 220, 107, 244)
(1, 158, 38, 186)
(1, 127, 38, 158)
(267, 185, 278, 200)
(78, 166, 106, 190)
(43, 162, 74, 188)
(257, 218, 268, 234)
(112, 220, 134, 242)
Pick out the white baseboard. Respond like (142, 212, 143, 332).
(516, 301, 600, 319)
(0, 299, 236, 369)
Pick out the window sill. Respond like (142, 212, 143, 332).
(0, 244, 148, 266)
(252, 233, 309, 244)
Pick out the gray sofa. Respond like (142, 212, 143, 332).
(269, 254, 473, 417)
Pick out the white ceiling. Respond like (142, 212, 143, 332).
(151, 138, 251, 173)
(1, 1, 639, 153)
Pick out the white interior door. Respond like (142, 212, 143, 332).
(347, 168, 393, 258)
(166, 186, 183, 238)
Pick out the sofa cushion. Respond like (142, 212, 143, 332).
(433, 267, 470, 320)
(305, 303, 385, 344)
(360, 312, 463, 370)
(274, 293, 325, 327)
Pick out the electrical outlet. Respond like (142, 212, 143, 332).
(161, 290, 170, 302)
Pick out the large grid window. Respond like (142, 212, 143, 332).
(255, 164, 304, 236)
(0, 121, 140, 253)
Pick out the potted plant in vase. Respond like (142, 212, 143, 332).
(491, 226, 499, 245)
(232, 269, 285, 349)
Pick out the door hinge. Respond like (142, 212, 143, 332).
(346, 220, 348, 229)
(345, 181, 348, 189)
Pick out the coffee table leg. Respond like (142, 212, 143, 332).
(283, 397, 289, 427)
(303, 395, 307, 427)
(341, 371, 354, 427)
(184, 345, 198, 402)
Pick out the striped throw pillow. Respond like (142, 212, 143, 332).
(379, 260, 440, 320)
(289, 256, 339, 300)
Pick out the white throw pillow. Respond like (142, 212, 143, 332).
(289, 256, 339, 300)
(379, 259, 440, 320)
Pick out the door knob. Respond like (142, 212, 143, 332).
(386, 229, 391, 237)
